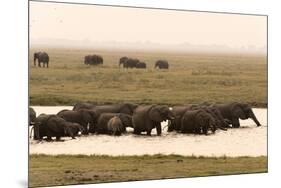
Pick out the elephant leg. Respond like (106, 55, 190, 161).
(82, 124, 89, 135)
(232, 118, 240, 128)
(202, 126, 208, 135)
(38, 61, 41, 67)
(146, 129, 152, 136)
(133, 129, 141, 135)
(47, 62, 49, 68)
(194, 127, 201, 134)
(88, 124, 96, 134)
(156, 124, 162, 136)
(46, 136, 52, 141)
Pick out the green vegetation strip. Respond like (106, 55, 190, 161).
(29, 154, 267, 187)
(29, 49, 267, 107)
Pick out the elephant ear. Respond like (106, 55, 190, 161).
(148, 106, 164, 122)
(195, 110, 206, 126)
(119, 114, 132, 127)
(232, 104, 246, 119)
(239, 103, 252, 117)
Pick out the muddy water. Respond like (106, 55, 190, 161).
(29, 106, 267, 157)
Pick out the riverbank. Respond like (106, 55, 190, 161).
(29, 154, 267, 187)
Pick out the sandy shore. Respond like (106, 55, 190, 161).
(29, 107, 267, 157)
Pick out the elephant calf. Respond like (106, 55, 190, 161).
(33, 114, 84, 141)
(96, 113, 132, 135)
(107, 116, 124, 136)
(181, 109, 217, 135)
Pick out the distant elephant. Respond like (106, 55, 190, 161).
(123, 58, 139, 68)
(29, 107, 36, 126)
(57, 109, 97, 135)
(96, 113, 132, 135)
(136, 62, 146, 69)
(181, 109, 217, 135)
(155, 60, 169, 69)
(84, 54, 103, 65)
(34, 52, 49, 68)
(119, 56, 129, 67)
(132, 105, 175, 136)
(212, 102, 261, 128)
(33, 114, 84, 141)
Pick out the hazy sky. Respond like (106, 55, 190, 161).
(30, 1, 267, 52)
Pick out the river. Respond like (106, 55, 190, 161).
(29, 106, 267, 157)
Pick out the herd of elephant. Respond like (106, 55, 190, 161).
(33, 51, 169, 69)
(29, 102, 262, 141)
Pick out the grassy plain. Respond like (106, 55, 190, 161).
(29, 154, 267, 187)
(29, 48, 267, 106)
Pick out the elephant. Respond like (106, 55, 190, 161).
(96, 113, 132, 135)
(213, 102, 261, 128)
(132, 105, 175, 136)
(95, 103, 138, 115)
(73, 103, 138, 133)
(29, 107, 36, 126)
(123, 58, 140, 68)
(34, 52, 49, 68)
(190, 105, 229, 130)
(107, 116, 124, 136)
(74, 103, 138, 115)
(168, 105, 194, 132)
(33, 114, 84, 141)
(57, 109, 97, 135)
(136, 62, 146, 69)
(181, 109, 217, 135)
(119, 56, 129, 67)
(155, 60, 169, 69)
(72, 102, 96, 111)
(84, 55, 103, 65)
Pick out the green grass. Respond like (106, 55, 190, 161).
(29, 154, 267, 187)
(29, 48, 267, 106)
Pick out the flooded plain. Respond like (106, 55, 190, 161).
(29, 106, 267, 157)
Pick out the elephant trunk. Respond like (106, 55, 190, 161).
(250, 110, 261, 126)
